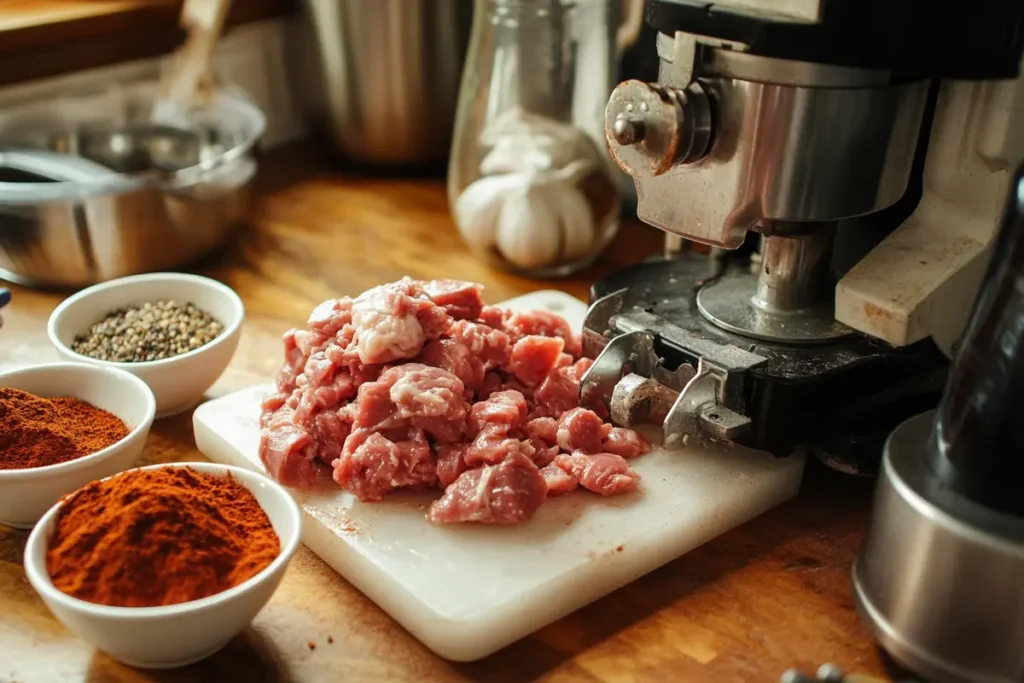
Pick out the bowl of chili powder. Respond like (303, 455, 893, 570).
(0, 362, 156, 528)
(23, 462, 302, 669)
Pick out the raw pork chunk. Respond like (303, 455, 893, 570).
(351, 279, 450, 364)
(556, 408, 606, 453)
(602, 427, 650, 458)
(555, 452, 639, 496)
(540, 463, 579, 495)
(334, 430, 437, 501)
(427, 452, 547, 525)
(422, 280, 484, 320)
(259, 277, 650, 525)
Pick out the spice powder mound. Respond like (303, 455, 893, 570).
(0, 388, 129, 470)
(46, 467, 281, 608)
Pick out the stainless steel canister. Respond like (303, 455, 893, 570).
(289, 0, 474, 168)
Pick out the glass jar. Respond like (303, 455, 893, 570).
(448, 0, 641, 278)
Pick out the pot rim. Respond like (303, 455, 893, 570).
(0, 89, 266, 205)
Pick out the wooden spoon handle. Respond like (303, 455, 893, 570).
(158, 0, 232, 107)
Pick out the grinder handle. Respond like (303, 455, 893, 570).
(928, 164, 1024, 516)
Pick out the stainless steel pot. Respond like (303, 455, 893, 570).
(0, 87, 265, 288)
(289, 0, 473, 168)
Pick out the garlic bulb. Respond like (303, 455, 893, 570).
(455, 160, 596, 270)
(453, 173, 522, 254)
(552, 176, 595, 262)
(479, 109, 603, 174)
(454, 110, 612, 272)
(493, 179, 563, 269)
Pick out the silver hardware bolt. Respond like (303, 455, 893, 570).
(612, 115, 645, 145)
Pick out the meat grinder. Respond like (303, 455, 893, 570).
(578, 3, 1024, 681)
(579, 0, 1024, 476)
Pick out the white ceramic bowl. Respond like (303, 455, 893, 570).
(24, 462, 302, 669)
(47, 272, 244, 418)
(0, 362, 156, 528)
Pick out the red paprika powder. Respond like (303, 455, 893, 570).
(46, 467, 281, 608)
(0, 388, 129, 470)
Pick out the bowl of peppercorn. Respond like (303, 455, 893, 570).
(0, 362, 156, 527)
(23, 462, 302, 669)
(47, 272, 244, 418)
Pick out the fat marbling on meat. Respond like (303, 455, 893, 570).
(259, 277, 649, 526)
(350, 279, 450, 364)
(554, 452, 640, 496)
(427, 452, 547, 525)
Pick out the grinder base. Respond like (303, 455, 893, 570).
(587, 255, 949, 475)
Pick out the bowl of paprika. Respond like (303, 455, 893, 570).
(0, 362, 156, 528)
(47, 272, 245, 418)
(23, 462, 302, 669)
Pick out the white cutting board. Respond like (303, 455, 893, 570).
(193, 290, 805, 661)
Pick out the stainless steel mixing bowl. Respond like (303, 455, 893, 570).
(0, 88, 265, 287)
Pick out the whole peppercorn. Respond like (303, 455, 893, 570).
(71, 300, 224, 363)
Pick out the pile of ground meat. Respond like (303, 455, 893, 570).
(258, 278, 649, 525)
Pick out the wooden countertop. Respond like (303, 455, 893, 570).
(0, 146, 891, 683)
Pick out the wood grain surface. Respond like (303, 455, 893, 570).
(0, 146, 893, 683)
